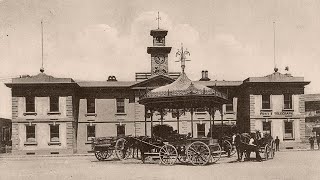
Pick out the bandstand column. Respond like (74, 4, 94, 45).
(220, 106, 224, 137)
(160, 109, 164, 125)
(177, 109, 180, 134)
(209, 108, 212, 138)
(191, 108, 194, 137)
(150, 110, 154, 137)
(144, 107, 147, 136)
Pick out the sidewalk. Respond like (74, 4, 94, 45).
(0, 152, 94, 159)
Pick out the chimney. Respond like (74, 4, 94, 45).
(199, 70, 210, 81)
(107, 75, 117, 81)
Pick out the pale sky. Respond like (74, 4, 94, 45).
(1, 0, 320, 118)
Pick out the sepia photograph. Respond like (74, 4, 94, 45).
(0, 0, 320, 179)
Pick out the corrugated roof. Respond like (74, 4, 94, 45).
(195, 81, 243, 87)
(244, 72, 306, 83)
(77, 81, 136, 87)
(11, 73, 74, 83)
(303, 94, 320, 102)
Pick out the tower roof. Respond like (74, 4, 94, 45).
(150, 29, 168, 37)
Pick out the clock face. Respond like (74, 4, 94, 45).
(155, 55, 165, 64)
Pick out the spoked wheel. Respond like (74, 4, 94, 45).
(115, 138, 132, 160)
(264, 145, 270, 161)
(222, 140, 236, 157)
(159, 144, 178, 165)
(187, 141, 211, 166)
(95, 150, 112, 161)
(209, 143, 221, 163)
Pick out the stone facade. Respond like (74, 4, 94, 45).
(5, 27, 311, 154)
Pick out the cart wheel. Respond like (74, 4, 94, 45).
(223, 140, 236, 157)
(159, 144, 178, 166)
(115, 138, 132, 160)
(95, 151, 110, 161)
(264, 145, 269, 160)
(187, 141, 211, 166)
(209, 143, 221, 163)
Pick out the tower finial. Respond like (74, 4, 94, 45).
(175, 43, 190, 73)
(40, 20, 44, 73)
(156, 11, 161, 29)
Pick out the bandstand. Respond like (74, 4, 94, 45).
(139, 45, 230, 138)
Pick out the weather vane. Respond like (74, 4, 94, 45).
(156, 11, 161, 29)
(175, 43, 191, 73)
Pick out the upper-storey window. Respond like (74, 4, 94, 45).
(50, 96, 59, 112)
(87, 98, 95, 113)
(26, 96, 35, 112)
(284, 94, 293, 109)
(116, 99, 125, 113)
(262, 94, 271, 109)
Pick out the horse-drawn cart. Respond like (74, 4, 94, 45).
(115, 135, 223, 166)
(91, 136, 118, 161)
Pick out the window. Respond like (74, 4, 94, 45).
(87, 98, 95, 113)
(116, 99, 125, 113)
(26, 125, 36, 142)
(262, 94, 271, 109)
(87, 125, 95, 141)
(197, 124, 205, 138)
(50, 96, 59, 112)
(117, 125, 125, 137)
(50, 125, 59, 142)
(155, 36, 164, 43)
(284, 121, 294, 139)
(262, 121, 271, 135)
(2, 127, 11, 142)
(226, 104, 233, 112)
(26, 96, 35, 112)
(284, 94, 293, 109)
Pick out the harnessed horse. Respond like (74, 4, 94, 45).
(232, 132, 262, 162)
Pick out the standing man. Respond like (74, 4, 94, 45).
(316, 135, 320, 150)
(275, 136, 280, 151)
(309, 136, 315, 150)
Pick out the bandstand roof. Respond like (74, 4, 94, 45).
(139, 72, 229, 109)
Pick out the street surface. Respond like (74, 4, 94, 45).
(0, 151, 320, 180)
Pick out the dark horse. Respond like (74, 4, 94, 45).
(233, 133, 262, 162)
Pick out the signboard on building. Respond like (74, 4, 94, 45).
(274, 111, 293, 116)
(260, 111, 272, 116)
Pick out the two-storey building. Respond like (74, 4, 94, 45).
(237, 70, 310, 147)
(303, 94, 320, 138)
(5, 26, 310, 154)
(5, 73, 78, 155)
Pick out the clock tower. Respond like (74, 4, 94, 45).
(147, 28, 172, 76)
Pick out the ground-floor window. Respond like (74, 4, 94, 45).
(197, 124, 205, 138)
(87, 125, 95, 141)
(1, 127, 11, 142)
(262, 121, 271, 135)
(117, 125, 125, 137)
(284, 121, 294, 139)
(50, 125, 60, 142)
(26, 125, 36, 142)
